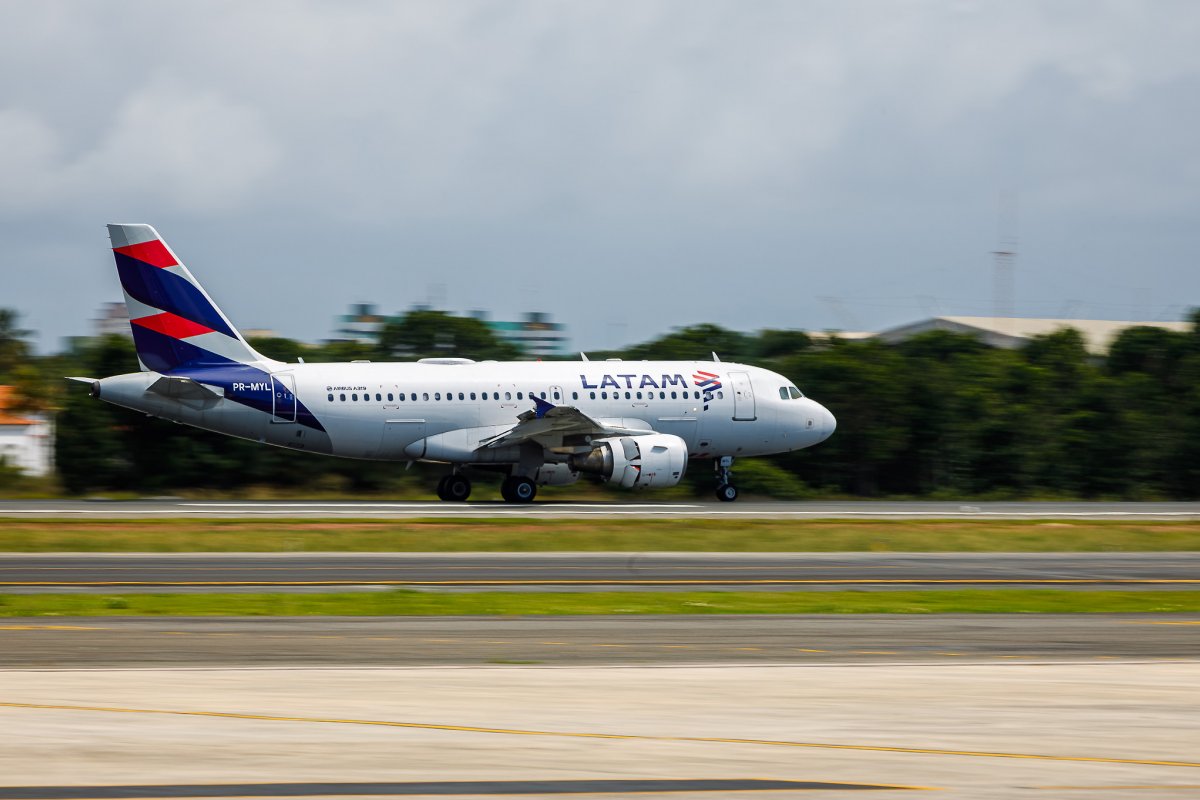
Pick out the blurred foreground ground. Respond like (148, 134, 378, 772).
(1, 661, 1197, 799)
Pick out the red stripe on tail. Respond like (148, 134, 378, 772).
(131, 311, 214, 339)
(114, 239, 178, 269)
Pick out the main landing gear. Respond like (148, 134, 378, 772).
(500, 475, 537, 503)
(436, 473, 471, 502)
(714, 456, 738, 502)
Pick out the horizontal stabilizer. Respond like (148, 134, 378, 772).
(146, 375, 224, 402)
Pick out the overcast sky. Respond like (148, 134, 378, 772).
(3, 1, 1199, 353)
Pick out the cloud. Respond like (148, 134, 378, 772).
(2, 1, 1199, 351)
(0, 80, 279, 214)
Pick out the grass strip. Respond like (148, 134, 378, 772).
(1, 518, 1199, 552)
(2, 590, 1199, 616)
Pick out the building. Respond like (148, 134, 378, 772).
(875, 316, 1192, 356)
(0, 387, 53, 477)
(333, 304, 569, 357)
(334, 303, 388, 345)
(481, 311, 569, 358)
(93, 301, 131, 338)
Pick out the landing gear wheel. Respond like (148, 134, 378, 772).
(435, 475, 452, 501)
(715, 483, 739, 502)
(440, 474, 471, 502)
(501, 476, 537, 503)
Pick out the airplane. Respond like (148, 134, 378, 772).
(70, 224, 836, 503)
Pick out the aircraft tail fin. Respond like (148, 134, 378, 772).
(107, 224, 273, 373)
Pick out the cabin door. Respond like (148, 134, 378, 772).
(729, 371, 756, 421)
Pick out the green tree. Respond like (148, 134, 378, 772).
(0, 308, 32, 381)
(247, 336, 311, 364)
(376, 311, 523, 361)
(624, 324, 753, 362)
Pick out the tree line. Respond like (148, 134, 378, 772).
(2, 308, 1197, 499)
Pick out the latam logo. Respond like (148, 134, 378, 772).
(693, 370, 722, 410)
(579, 373, 689, 390)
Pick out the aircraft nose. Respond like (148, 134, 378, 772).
(819, 404, 836, 441)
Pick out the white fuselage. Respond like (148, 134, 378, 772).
(96, 359, 835, 466)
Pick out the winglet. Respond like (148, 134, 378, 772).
(712, 351, 721, 362)
(532, 395, 555, 419)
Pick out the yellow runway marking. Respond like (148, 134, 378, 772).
(797, 648, 827, 653)
(0, 624, 108, 631)
(2, 700, 1197, 770)
(1121, 620, 1200, 626)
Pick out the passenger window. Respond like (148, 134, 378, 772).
(671, 391, 677, 399)
(399, 393, 406, 401)
(374, 393, 380, 401)
(340, 393, 346, 401)
(505, 392, 512, 400)
(434, 392, 441, 401)
(601, 391, 608, 399)
(327, 393, 334, 402)
(386, 393, 393, 402)
(540, 391, 547, 399)
(351, 393, 358, 401)
(636, 392, 643, 399)
(589, 391, 596, 399)
(517, 392, 524, 400)
(423, 392, 429, 401)
(659, 391, 665, 399)
(718, 390, 724, 399)
(572, 392, 578, 400)
(624, 391, 630, 399)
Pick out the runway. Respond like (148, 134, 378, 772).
(2, 662, 1198, 798)
(3, 499, 1200, 519)
(2, 614, 1198, 667)
(2, 551, 1197, 590)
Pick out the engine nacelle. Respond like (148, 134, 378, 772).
(533, 463, 580, 486)
(570, 434, 688, 489)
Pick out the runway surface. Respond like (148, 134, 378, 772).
(3, 551, 1197, 590)
(3, 662, 1198, 798)
(2, 614, 1197, 667)
(3, 499, 1200, 518)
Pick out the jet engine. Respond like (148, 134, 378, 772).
(569, 434, 688, 489)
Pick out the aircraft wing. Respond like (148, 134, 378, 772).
(480, 396, 654, 450)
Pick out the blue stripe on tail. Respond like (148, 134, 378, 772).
(115, 253, 237, 338)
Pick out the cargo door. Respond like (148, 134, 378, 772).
(271, 374, 296, 423)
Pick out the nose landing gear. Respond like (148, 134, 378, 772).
(714, 456, 738, 502)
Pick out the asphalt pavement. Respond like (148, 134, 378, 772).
(2, 614, 1196, 667)
(3, 499, 1200, 518)
(2, 551, 1198, 590)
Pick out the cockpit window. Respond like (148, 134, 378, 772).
(779, 387, 789, 400)
(789, 386, 804, 399)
